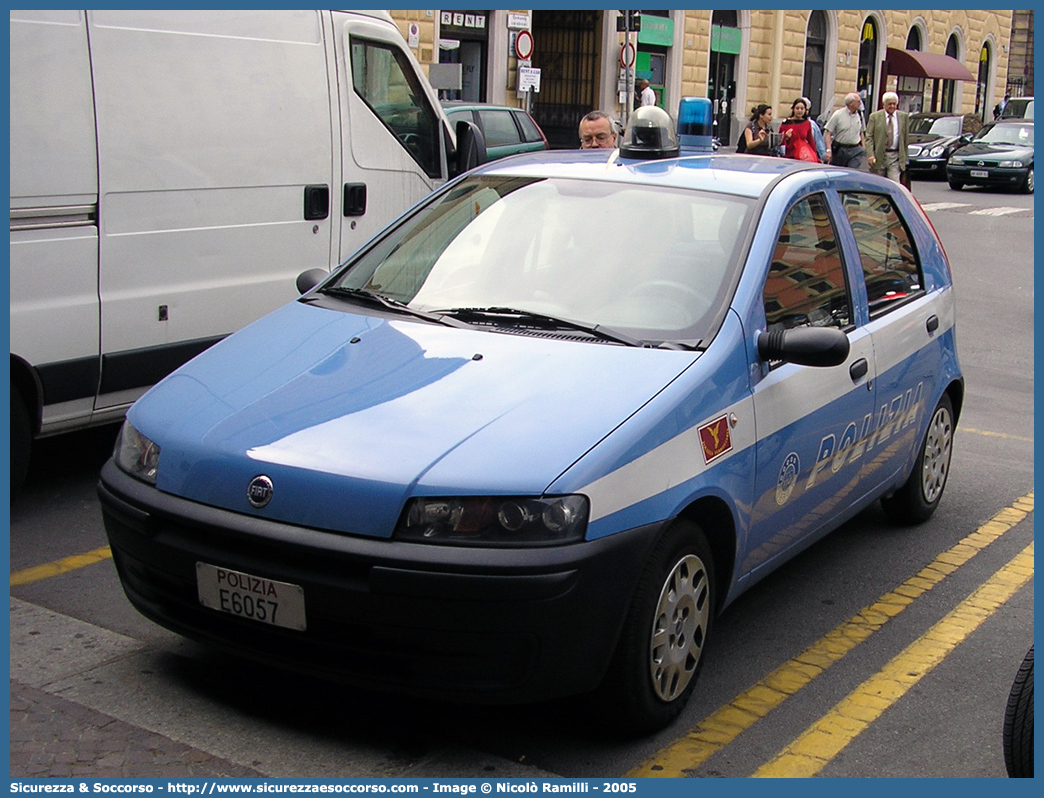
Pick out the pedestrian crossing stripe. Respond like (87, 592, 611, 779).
(968, 206, 1031, 216)
(919, 202, 971, 211)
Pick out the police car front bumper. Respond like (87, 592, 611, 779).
(98, 460, 662, 703)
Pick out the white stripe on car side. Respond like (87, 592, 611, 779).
(581, 396, 756, 522)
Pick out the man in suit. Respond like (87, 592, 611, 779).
(865, 91, 909, 183)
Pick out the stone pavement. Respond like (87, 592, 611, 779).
(10, 681, 265, 779)
(9, 598, 557, 780)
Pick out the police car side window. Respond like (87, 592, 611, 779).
(840, 192, 924, 316)
(763, 194, 852, 332)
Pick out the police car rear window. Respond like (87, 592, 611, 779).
(841, 193, 924, 315)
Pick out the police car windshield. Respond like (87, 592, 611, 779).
(334, 175, 752, 343)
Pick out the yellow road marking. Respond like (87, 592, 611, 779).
(754, 541, 1034, 778)
(628, 491, 1033, 777)
(10, 546, 113, 587)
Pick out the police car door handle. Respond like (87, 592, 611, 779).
(926, 315, 939, 334)
(849, 358, 869, 382)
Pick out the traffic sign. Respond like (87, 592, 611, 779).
(620, 42, 636, 68)
(514, 29, 534, 61)
(518, 66, 541, 93)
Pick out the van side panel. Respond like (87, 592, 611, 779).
(87, 10, 337, 408)
(10, 10, 101, 427)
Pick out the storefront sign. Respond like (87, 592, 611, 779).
(442, 11, 487, 31)
(637, 16, 673, 47)
(711, 25, 741, 55)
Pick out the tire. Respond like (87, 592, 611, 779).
(948, 178, 964, 190)
(1003, 645, 1034, 778)
(881, 393, 954, 525)
(11, 385, 32, 495)
(595, 519, 715, 736)
(1021, 167, 1033, 194)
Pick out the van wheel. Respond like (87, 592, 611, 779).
(11, 385, 32, 495)
(881, 393, 954, 525)
(595, 519, 714, 735)
(1003, 645, 1033, 778)
(948, 179, 964, 190)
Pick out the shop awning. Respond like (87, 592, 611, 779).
(885, 48, 975, 81)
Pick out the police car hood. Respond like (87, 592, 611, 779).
(137, 301, 697, 538)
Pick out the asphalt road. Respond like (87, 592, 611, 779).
(8, 176, 1034, 780)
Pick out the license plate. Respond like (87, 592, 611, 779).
(196, 562, 306, 631)
(970, 169, 989, 178)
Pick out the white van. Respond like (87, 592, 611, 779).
(10, 10, 482, 492)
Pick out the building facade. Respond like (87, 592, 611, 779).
(391, 9, 1015, 148)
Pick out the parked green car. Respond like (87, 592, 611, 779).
(442, 101, 549, 161)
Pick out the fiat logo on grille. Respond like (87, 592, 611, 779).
(247, 475, 274, 508)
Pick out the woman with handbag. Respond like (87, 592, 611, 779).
(778, 98, 821, 163)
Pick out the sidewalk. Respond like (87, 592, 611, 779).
(9, 598, 557, 780)
(10, 680, 264, 779)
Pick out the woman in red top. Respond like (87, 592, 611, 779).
(779, 98, 820, 162)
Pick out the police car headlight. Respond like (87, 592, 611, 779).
(114, 420, 160, 484)
(929, 145, 947, 158)
(396, 495, 589, 546)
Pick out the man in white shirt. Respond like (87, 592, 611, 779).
(639, 79, 656, 107)
(823, 92, 867, 169)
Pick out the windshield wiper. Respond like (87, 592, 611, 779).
(315, 287, 473, 329)
(435, 306, 649, 347)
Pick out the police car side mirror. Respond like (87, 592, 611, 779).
(758, 326, 850, 367)
(296, 268, 328, 295)
(449, 119, 487, 178)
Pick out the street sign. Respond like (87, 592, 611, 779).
(518, 66, 541, 93)
(616, 11, 641, 32)
(514, 29, 534, 61)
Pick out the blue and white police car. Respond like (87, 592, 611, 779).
(99, 107, 963, 734)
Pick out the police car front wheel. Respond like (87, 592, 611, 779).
(595, 519, 715, 735)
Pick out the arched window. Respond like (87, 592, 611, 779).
(942, 35, 960, 113)
(709, 10, 741, 146)
(975, 42, 991, 122)
(857, 17, 879, 113)
(803, 11, 827, 119)
(906, 27, 922, 51)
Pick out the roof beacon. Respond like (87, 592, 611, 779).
(677, 97, 715, 153)
(619, 106, 680, 160)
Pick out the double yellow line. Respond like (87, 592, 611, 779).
(629, 492, 1034, 778)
